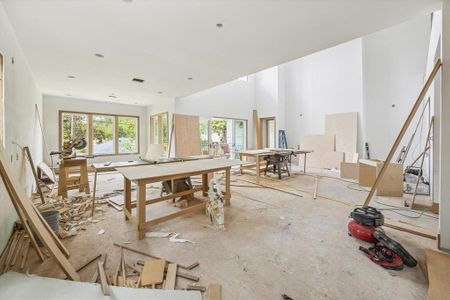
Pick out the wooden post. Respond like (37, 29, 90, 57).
(411, 117, 434, 208)
(124, 178, 131, 220)
(167, 113, 175, 158)
(363, 59, 442, 207)
(137, 183, 147, 240)
(91, 169, 98, 216)
(253, 110, 262, 149)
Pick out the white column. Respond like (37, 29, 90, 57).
(439, 1, 450, 250)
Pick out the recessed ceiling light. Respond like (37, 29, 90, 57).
(216, 23, 223, 28)
(187, 77, 193, 80)
(157, 91, 163, 94)
(132, 78, 145, 83)
(94, 53, 104, 58)
(67, 75, 76, 79)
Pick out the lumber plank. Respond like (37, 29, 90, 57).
(384, 220, 436, 240)
(0, 146, 79, 280)
(91, 254, 107, 283)
(121, 247, 127, 281)
(20, 239, 30, 270)
(208, 283, 221, 300)
(163, 263, 177, 290)
(140, 259, 166, 287)
(426, 249, 450, 300)
(97, 261, 110, 296)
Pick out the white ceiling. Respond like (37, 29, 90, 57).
(1, 0, 441, 106)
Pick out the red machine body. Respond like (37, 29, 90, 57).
(347, 220, 378, 243)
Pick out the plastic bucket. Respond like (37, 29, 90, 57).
(41, 210, 60, 233)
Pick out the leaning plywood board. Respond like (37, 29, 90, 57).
(325, 112, 357, 162)
(358, 160, 378, 187)
(174, 114, 201, 157)
(141, 259, 166, 287)
(340, 162, 359, 179)
(0, 146, 80, 280)
(376, 162, 403, 197)
(300, 135, 335, 152)
(299, 151, 344, 169)
(426, 249, 450, 300)
(0, 272, 202, 300)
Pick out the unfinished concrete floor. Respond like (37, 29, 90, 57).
(18, 166, 438, 300)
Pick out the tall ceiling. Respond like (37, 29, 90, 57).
(1, 0, 441, 105)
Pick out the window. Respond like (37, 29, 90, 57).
(92, 115, 115, 155)
(59, 111, 139, 156)
(61, 112, 89, 155)
(118, 116, 138, 153)
(150, 112, 169, 152)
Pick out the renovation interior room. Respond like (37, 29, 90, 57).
(0, 0, 450, 299)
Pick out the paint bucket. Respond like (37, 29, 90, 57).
(41, 210, 60, 233)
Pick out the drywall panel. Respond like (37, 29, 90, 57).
(42, 95, 147, 165)
(300, 135, 334, 152)
(340, 162, 359, 179)
(300, 151, 344, 170)
(0, 3, 43, 252)
(174, 114, 201, 157)
(325, 112, 358, 162)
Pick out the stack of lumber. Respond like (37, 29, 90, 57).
(0, 226, 31, 275)
(299, 112, 358, 169)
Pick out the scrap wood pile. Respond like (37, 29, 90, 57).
(32, 193, 110, 239)
(89, 243, 220, 298)
(0, 223, 33, 275)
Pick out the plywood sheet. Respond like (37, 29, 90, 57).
(300, 135, 335, 152)
(376, 162, 403, 197)
(299, 151, 344, 169)
(207, 283, 221, 300)
(174, 114, 201, 157)
(325, 112, 357, 162)
(141, 259, 166, 287)
(358, 160, 377, 187)
(340, 162, 359, 179)
(426, 249, 450, 300)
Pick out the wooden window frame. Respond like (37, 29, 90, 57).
(260, 117, 276, 148)
(58, 110, 140, 157)
(150, 112, 169, 149)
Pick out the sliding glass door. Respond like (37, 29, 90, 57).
(203, 117, 247, 159)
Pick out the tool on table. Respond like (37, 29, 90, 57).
(50, 134, 87, 159)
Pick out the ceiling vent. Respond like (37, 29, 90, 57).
(132, 78, 145, 83)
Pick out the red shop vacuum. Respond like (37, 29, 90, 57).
(348, 206, 417, 270)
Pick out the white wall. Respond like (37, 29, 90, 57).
(42, 95, 147, 165)
(361, 15, 431, 162)
(283, 39, 364, 153)
(0, 3, 43, 250)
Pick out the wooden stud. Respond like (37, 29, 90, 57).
(137, 184, 147, 240)
(97, 261, 110, 296)
(363, 60, 442, 207)
(23, 147, 45, 204)
(124, 178, 131, 220)
(411, 117, 434, 208)
(20, 239, 30, 270)
(163, 263, 177, 290)
(121, 247, 127, 281)
(187, 285, 206, 292)
(91, 253, 107, 283)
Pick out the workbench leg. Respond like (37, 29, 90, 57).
(225, 168, 231, 205)
(58, 161, 67, 198)
(202, 173, 209, 197)
(255, 156, 260, 183)
(124, 178, 131, 221)
(137, 184, 147, 240)
(303, 153, 307, 173)
(239, 153, 243, 174)
(91, 170, 98, 217)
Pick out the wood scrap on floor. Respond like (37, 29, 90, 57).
(207, 283, 221, 300)
(141, 259, 166, 287)
(163, 263, 177, 290)
(97, 261, 110, 296)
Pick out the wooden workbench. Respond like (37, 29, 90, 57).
(117, 159, 241, 239)
(239, 149, 312, 181)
